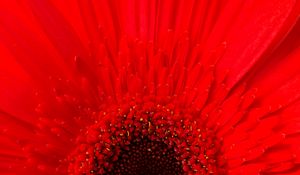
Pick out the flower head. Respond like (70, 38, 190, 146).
(0, 0, 300, 174)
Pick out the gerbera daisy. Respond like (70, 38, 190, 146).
(0, 0, 300, 174)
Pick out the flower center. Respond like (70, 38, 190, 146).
(67, 99, 226, 174)
(111, 138, 183, 175)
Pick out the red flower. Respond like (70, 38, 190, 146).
(0, 0, 300, 174)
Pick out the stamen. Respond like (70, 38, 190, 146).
(67, 99, 226, 174)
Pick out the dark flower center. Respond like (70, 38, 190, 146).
(67, 99, 226, 174)
(111, 138, 183, 175)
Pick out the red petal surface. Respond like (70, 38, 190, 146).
(0, 0, 299, 174)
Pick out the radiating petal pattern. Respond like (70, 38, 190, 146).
(0, 0, 300, 174)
